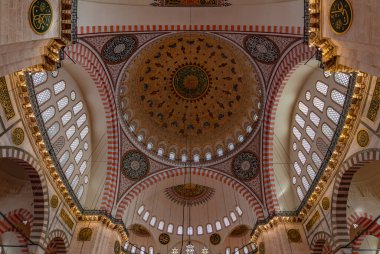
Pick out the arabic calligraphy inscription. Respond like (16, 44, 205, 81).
(329, 0, 353, 34)
(29, 0, 53, 34)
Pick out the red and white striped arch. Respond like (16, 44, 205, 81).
(261, 41, 315, 213)
(65, 43, 120, 213)
(310, 231, 333, 254)
(331, 149, 380, 251)
(115, 167, 265, 220)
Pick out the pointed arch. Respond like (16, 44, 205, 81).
(310, 232, 333, 254)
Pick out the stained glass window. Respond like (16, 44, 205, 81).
(331, 89, 346, 107)
(298, 151, 306, 165)
(79, 161, 87, 174)
(53, 81, 66, 95)
(310, 112, 321, 127)
(73, 101, 83, 115)
(70, 138, 80, 152)
(313, 97, 325, 112)
(297, 186, 304, 200)
(71, 175, 79, 190)
(302, 138, 311, 153)
(295, 114, 305, 128)
(316, 81, 329, 96)
(334, 73, 350, 87)
(37, 89, 51, 105)
(293, 126, 302, 141)
(42, 106, 55, 123)
(32, 72, 47, 87)
(65, 164, 74, 179)
(327, 107, 340, 124)
(307, 165, 316, 180)
(59, 151, 69, 167)
(80, 126, 89, 140)
(294, 162, 301, 175)
(302, 176, 310, 191)
(57, 96, 69, 111)
(76, 185, 84, 199)
(298, 102, 309, 116)
(312, 152, 322, 168)
(76, 113, 87, 128)
(306, 126, 316, 140)
(75, 150, 83, 164)
(322, 123, 334, 140)
(61, 111, 72, 126)
(66, 125, 76, 140)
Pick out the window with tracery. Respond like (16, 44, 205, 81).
(30, 70, 91, 202)
(290, 73, 351, 201)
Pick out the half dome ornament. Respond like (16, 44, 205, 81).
(121, 150, 149, 181)
(232, 152, 259, 181)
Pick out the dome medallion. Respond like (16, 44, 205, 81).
(118, 32, 263, 165)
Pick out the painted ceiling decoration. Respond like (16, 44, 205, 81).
(164, 183, 215, 206)
(151, 0, 231, 7)
(121, 150, 150, 181)
(101, 35, 138, 64)
(244, 35, 280, 64)
(75, 30, 311, 221)
(232, 152, 259, 181)
(118, 32, 263, 164)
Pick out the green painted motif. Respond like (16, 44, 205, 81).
(173, 65, 209, 100)
(29, 0, 53, 34)
(329, 0, 353, 34)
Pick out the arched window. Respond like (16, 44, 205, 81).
(298, 102, 308, 116)
(215, 221, 222, 231)
(65, 164, 74, 179)
(316, 81, 328, 96)
(79, 161, 87, 174)
(230, 212, 237, 222)
(313, 97, 325, 112)
(298, 151, 306, 165)
(293, 162, 301, 175)
(149, 247, 154, 254)
(331, 89, 346, 107)
(306, 126, 316, 140)
(322, 123, 334, 140)
(197, 226, 203, 235)
(140, 247, 145, 254)
(42, 106, 55, 123)
(57, 96, 69, 111)
(307, 165, 316, 180)
(32, 72, 47, 86)
(150, 217, 157, 227)
(167, 224, 174, 234)
(80, 126, 89, 140)
(75, 150, 83, 164)
(295, 114, 305, 128)
(77, 185, 84, 199)
(223, 217, 230, 227)
(66, 125, 76, 140)
(297, 186, 304, 200)
(302, 176, 310, 191)
(187, 226, 193, 236)
(73, 101, 84, 115)
(70, 138, 80, 152)
(137, 205, 144, 215)
(235, 206, 243, 216)
(61, 111, 72, 126)
(177, 225, 183, 235)
(37, 89, 51, 105)
(309, 112, 320, 127)
(327, 107, 340, 124)
(59, 151, 70, 167)
(142, 211, 150, 221)
(226, 248, 231, 254)
(76, 113, 87, 128)
(53, 81, 66, 95)
(158, 221, 165, 231)
(302, 139, 311, 153)
(334, 73, 350, 87)
(71, 175, 80, 190)
(312, 152, 322, 168)
(206, 223, 213, 233)
(293, 127, 301, 140)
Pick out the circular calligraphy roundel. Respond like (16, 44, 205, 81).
(329, 0, 353, 34)
(29, 0, 53, 34)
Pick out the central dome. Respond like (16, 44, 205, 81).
(118, 32, 262, 164)
(172, 64, 210, 100)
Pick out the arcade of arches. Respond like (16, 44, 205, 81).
(0, 0, 380, 253)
